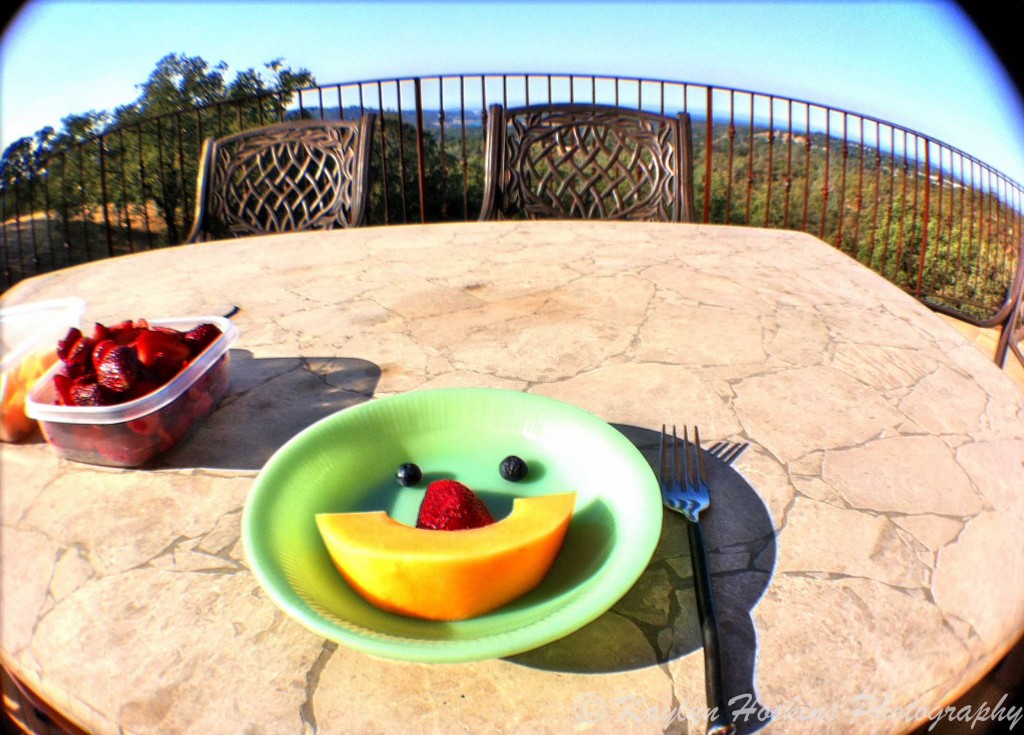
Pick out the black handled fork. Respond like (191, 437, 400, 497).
(660, 425, 737, 735)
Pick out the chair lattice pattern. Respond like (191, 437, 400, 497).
(503, 108, 679, 221)
(208, 126, 360, 237)
(188, 117, 374, 242)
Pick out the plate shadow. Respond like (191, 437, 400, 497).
(509, 423, 776, 733)
(158, 350, 381, 471)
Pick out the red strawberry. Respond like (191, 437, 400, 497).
(91, 322, 111, 342)
(91, 338, 117, 367)
(53, 373, 75, 406)
(63, 335, 96, 377)
(136, 329, 191, 369)
(183, 323, 222, 355)
(124, 375, 162, 401)
(96, 345, 139, 393)
(56, 327, 82, 362)
(416, 480, 495, 530)
(108, 320, 142, 347)
(68, 375, 110, 406)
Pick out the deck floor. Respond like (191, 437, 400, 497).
(939, 315, 1024, 394)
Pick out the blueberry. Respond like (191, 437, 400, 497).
(499, 455, 528, 482)
(396, 463, 422, 487)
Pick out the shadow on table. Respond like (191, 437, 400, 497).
(510, 424, 776, 734)
(160, 350, 381, 471)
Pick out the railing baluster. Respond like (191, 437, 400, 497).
(882, 126, 897, 282)
(801, 104, 812, 232)
(917, 141, 931, 297)
(764, 97, 775, 228)
(783, 100, 794, 229)
(459, 75, 470, 221)
(851, 115, 865, 254)
(954, 153, 967, 304)
(835, 113, 849, 253)
(745, 97, 755, 224)
(414, 77, 427, 223)
(819, 109, 831, 241)
(868, 121, 882, 269)
(725, 91, 736, 224)
(396, 79, 410, 223)
(376, 80, 391, 225)
(75, 144, 91, 261)
(98, 135, 114, 258)
(703, 87, 714, 224)
(134, 126, 154, 250)
(894, 130, 908, 284)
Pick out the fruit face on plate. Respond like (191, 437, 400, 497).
(316, 491, 577, 621)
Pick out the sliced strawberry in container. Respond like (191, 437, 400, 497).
(56, 327, 83, 362)
(183, 324, 222, 356)
(64, 334, 96, 377)
(97, 442, 149, 466)
(91, 323, 111, 342)
(52, 373, 75, 406)
(109, 320, 142, 347)
(126, 412, 161, 436)
(91, 338, 117, 368)
(69, 375, 110, 406)
(136, 329, 191, 369)
(124, 375, 162, 401)
(96, 345, 140, 393)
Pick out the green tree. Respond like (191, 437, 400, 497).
(1, 53, 314, 246)
(104, 54, 315, 242)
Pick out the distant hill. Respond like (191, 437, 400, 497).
(297, 106, 486, 127)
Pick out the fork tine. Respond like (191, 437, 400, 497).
(672, 425, 681, 495)
(659, 423, 675, 491)
(694, 426, 707, 489)
(659, 424, 666, 481)
(680, 425, 690, 491)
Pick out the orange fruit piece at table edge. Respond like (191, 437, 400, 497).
(0, 349, 57, 441)
(315, 492, 577, 621)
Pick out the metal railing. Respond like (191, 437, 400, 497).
(2, 72, 1022, 370)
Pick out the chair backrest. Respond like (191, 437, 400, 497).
(479, 103, 695, 223)
(187, 116, 375, 242)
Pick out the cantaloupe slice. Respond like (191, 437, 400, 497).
(1, 349, 57, 441)
(315, 492, 576, 621)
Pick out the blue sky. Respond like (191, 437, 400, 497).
(2, 0, 1023, 183)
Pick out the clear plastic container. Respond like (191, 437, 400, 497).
(1, 297, 87, 442)
(26, 315, 239, 466)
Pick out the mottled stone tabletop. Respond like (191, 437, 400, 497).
(2, 221, 1023, 735)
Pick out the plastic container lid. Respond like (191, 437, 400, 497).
(1, 297, 87, 372)
(25, 315, 239, 425)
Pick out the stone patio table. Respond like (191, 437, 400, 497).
(2, 221, 1023, 734)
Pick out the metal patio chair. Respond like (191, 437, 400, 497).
(479, 103, 695, 223)
(187, 116, 375, 243)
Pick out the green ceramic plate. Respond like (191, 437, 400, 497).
(242, 388, 661, 662)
